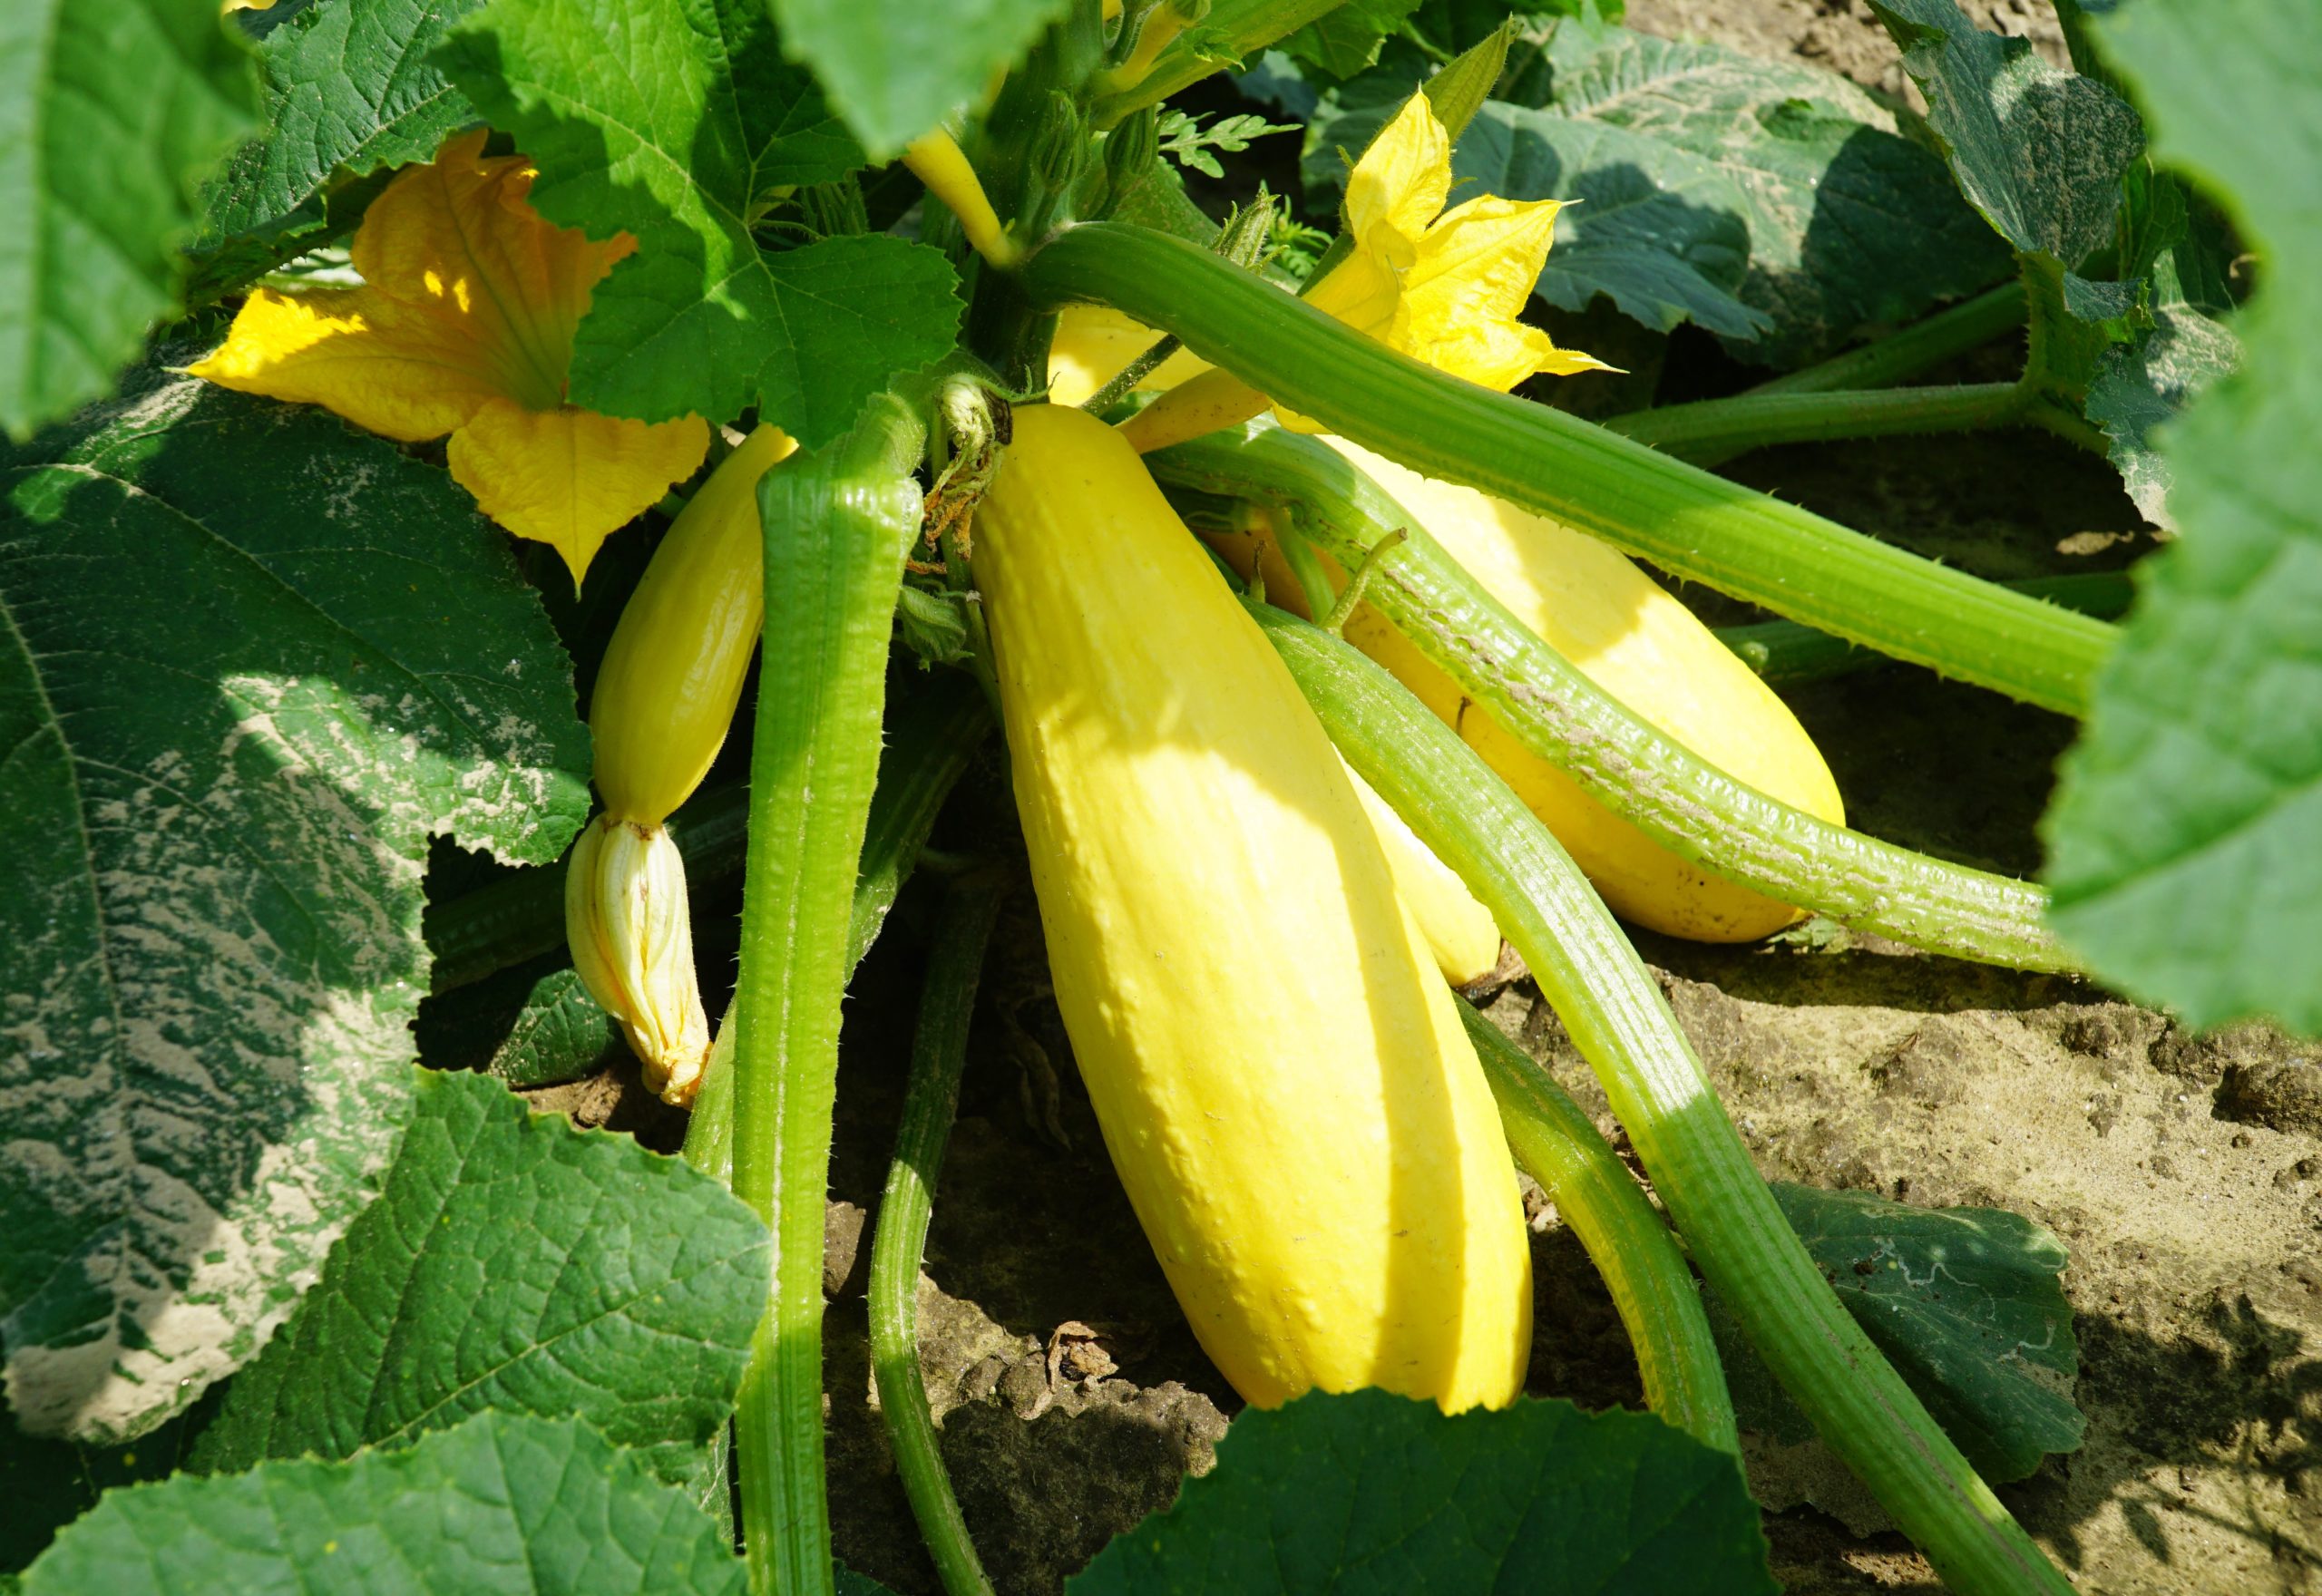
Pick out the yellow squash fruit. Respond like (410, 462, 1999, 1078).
(569, 423, 795, 1105)
(589, 424, 797, 827)
(976, 404, 1531, 1412)
(1323, 438, 1845, 942)
(1046, 307, 1844, 942)
(1045, 305, 1210, 407)
(1341, 755, 1504, 986)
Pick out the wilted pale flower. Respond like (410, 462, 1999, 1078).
(565, 816, 711, 1105)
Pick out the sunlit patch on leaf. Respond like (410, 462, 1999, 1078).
(0, 366, 590, 1443)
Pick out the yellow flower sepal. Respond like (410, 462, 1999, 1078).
(189, 131, 708, 584)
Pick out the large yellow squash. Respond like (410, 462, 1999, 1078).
(975, 404, 1531, 1412)
(1048, 307, 1844, 942)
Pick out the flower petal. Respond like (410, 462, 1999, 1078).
(183, 284, 503, 442)
(1302, 244, 1402, 341)
(1404, 195, 1565, 336)
(448, 399, 708, 582)
(1416, 321, 1593, 394)
(354, 129, 635, 413)
(1344, 94, 1450, 251)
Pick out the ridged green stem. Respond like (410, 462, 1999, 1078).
(1254, 600, 2071, 1596)
(1019, 222, 2115, 715)
(1718, 570, 2136, 685)
(1605, 381, 2028, 466)
(868, 875, 1009, 1596)
(731, 402, 925, 1596)
(1155, 423, 2073, 970)
(683, 675, 992, 1188)
(1748, 281, 2027, 396)
(1457, 999, 1738, 1455)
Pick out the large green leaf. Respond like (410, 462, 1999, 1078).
(190, 1068, 767, 1488)
(1865, 0, 2142, 268)
(0, 368, 590, 1444)
(0, 2, 259, 438)
(2044, 0, 2322, 1034)
(20, 1412, 749, 1595)
(1709, 1184, 2081, 1484)
(441, 0, 961, 443)
(1497, 14, 2009, 364)
(1069, 1389, 1775, 1593)
(1453, 104, 1770, 340)
(1278, 0, 1427, 78)
(2082, 297, 2239, 529)
(202, 0, 486, 246)
(772, 0, 1076, 160)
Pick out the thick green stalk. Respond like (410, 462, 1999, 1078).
(1155, 423, 2073, 970)
(730, 400, 926, 1596)
(1605, 381, 2027, 465)
(683, 676, 991, 1188)
(1254, 601, 2070, 1596)
(1456, 999, 1737, 1455)
(868, 875, 1009, 1596)
(1719, 570, 2137, 686)
(1019, 222, 2115, 715)
(1749, 282, 2028, 396)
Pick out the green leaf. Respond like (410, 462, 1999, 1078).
(0, 2, 259, 438)
(190, 1068, 766, 1486)
(20, 1412, 749, 1596)
(0, 366, 591, 1444)
(202, 0, 485, 248)
(441, 0, 961, 443)
(771, 0, 1075, 159)
(1710, 1184, 2082, 1484)
(1454, 104, 1771, 340)
(419, 959, 627, 1086)
(1866, 0, 2142, 267)
(2044, 0, 2322, 1034)
(1279, 0, 1426, 79)
(488, 967, 626, 1085)
(2082, 299, 2239, 530)
(1498, 15, 2009, 364)
(1068, 1388, 1776, 1593)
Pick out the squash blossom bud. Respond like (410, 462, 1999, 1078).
(1101, 106, 1160, 215)
(566, 815, 712, 1105)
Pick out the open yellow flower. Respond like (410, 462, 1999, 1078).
(190, 131, 708, 582)
(1117, 92, 1608, 453)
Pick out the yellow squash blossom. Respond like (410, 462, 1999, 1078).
(190, 130, 708, 582)
(1117, 93, 1609, 453)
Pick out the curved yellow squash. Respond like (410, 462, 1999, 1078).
(977, 404, 1531, 1412)
(1326, 439, 1846, 942)
(590, 424, 796, 827)
(1048, 307, 1844, 942)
